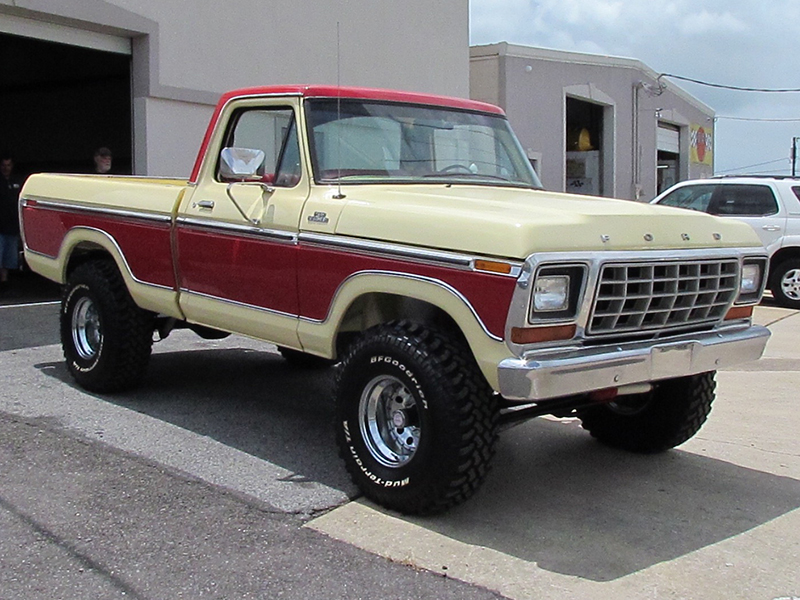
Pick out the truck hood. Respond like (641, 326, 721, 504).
(332, 185, 763, 259)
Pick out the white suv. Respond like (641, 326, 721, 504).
(652, 176, 800, 308)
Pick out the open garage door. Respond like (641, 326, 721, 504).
(657, 123, 681, 194)
(0, 29, 131, 179)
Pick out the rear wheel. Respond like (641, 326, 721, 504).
(61, 260, 154, 393)
(579, 372, 716, 453)
(335, 321, 498, 515)
(770, 259, 800, 309)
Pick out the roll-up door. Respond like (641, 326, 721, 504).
(0, 13, 130, 54)
(657, 123, 680, 154)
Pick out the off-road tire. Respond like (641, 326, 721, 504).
(61, 260, 154, 393)
(277, 346, 336, 368)
(579, 372, 716, 453)
(770, 259, 800, 309)
(335, 321, 498, 515)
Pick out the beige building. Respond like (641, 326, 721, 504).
(0, 1, 468, 178)
(470, 43, 715, 201)
(1, 3, 716, 202)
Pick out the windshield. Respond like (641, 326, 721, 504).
(305, 99, 543, 189)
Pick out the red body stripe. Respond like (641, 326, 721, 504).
(23, 207, 175, 289)
(297, 245, 514, 337)
(175, 228, 299, 314)
(26, 207, 514, 337)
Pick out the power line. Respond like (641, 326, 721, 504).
(740, 168, 792, 176)
(716, 115, 800, 122)
(659, 73, 800, 93)
(715, 157, 789, 175)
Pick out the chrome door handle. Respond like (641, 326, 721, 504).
(192, 200, 215, 209)
(762, 225, 781, 231)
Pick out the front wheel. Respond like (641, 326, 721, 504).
(61, 260, 154, 393)
(770, 259, 800, 309)
(579, 372, 716, 453)
(335, 321, 498, 515)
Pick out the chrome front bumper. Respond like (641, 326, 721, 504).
(497, 325, 771, 401)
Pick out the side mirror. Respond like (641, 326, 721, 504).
(219, 147, 266, 180)
(218, 147, 273, 226)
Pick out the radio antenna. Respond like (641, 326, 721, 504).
(333, 21, 345, 199)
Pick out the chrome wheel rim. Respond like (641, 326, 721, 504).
(359, 375, 421, 468)
(72, 296, 102, 360)
(781, 268, 800, 300)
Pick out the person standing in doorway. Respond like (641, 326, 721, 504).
(93, 147, 113, 174)
(0, 155, 22, 292)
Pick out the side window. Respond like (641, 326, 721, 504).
(219, 107, 301, 187)
(657, 185, 715, 212)
(709, 185, 778, 216)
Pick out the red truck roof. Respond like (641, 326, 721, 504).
(190, 85, 505, 183)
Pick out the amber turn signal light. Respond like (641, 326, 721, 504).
(511, 324, 577, 344)
(474, 260, 513, 275)
(724, 305, 753, 320)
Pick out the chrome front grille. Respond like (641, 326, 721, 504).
(587, 259, 739, 336)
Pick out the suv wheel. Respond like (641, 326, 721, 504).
(770, 259, 800, 309)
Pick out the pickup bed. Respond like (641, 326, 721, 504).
(20, 85, 770, 514)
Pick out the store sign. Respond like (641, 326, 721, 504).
(690, 124, 713, 165)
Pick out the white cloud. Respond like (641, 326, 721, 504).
(677, 9, 747, 35)
(470, 0, 800, 174)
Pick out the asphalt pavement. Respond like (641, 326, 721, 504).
(1, 272, 798, 599)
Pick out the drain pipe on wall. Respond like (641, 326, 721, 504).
(632, 81, 642, 200)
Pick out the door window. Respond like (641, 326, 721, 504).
(218, 107, 301, 187)
(659, 183, 778, 217)
(658, 184, 715, 212)
(708, 185, 778, 216)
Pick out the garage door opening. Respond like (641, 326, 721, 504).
(657, 122, 681, 194)
(566, 97, 605, 196)
(0, 33, 131, 179)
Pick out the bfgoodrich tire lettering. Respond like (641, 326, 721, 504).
(61, 260, 154, 393)
(579, 372, 716, 453)
(335, 321, 498, 515)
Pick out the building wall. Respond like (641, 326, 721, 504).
(1, 0, 468, 176)
(470, 43, 715, 201)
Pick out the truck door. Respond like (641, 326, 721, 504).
(175, 100, 308, 347)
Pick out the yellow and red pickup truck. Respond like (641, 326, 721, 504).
(20, 85, 770, 514)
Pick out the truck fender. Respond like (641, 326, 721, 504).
(297, 270, 509, 390)
(53, 227, 183, 319)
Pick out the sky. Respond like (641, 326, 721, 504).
(470, 0, 800, 176)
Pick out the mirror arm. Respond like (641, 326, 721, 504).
(225, 181, 275, 226)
